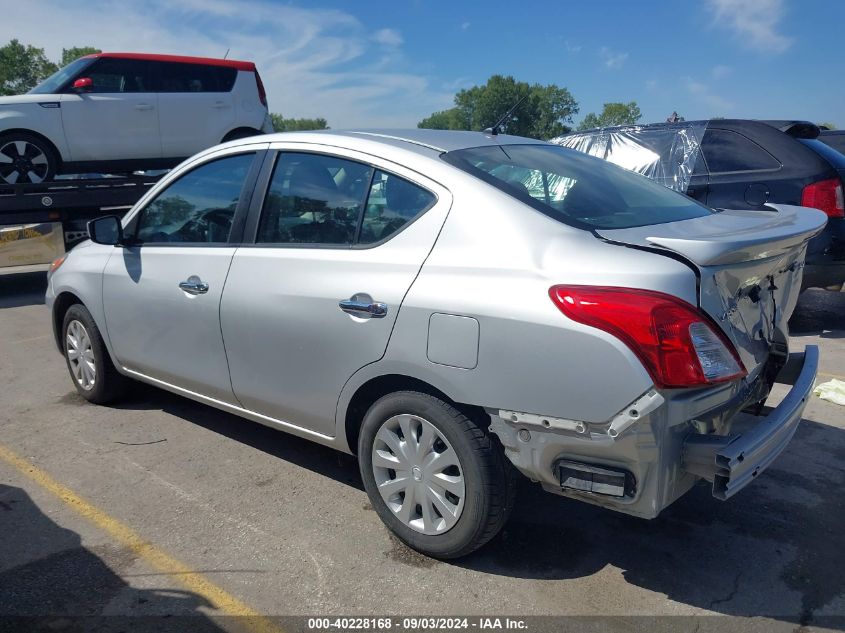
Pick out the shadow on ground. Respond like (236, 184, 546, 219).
(0, 484, 228, 631)
(101, 381, 845, 629)
(790, 288, 845, 336)
(0, 272, 47, 309)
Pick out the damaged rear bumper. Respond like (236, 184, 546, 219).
(682, 345, 818, 500)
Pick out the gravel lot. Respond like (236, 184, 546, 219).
(1, 272, 843, 632)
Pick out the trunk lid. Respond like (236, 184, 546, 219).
(597, 205, 827, 377)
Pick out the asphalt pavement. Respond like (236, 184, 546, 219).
(1, 272, 843, 632)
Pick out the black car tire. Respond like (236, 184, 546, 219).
(359, 391, 515, 559)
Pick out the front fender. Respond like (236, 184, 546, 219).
(0, 102, 69, 160)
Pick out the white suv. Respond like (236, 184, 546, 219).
(0, 53, 273, 184)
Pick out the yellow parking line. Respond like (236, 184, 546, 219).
(0, 443, 284, 633)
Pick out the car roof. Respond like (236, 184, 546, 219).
(254, 129, 549, 154)
(82, 52, 256, 72)
(566, 119, 819, 138)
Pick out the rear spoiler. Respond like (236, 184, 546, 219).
(761, 120, 820, 139)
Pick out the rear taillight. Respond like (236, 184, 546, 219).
(549, 285, 746, 389)
(801, 178, 844, 218)
(254, 71, 267, 108)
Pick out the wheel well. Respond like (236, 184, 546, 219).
(0, 128, 62, 168)
(344, 374, 489, 454)
(221, 127, 262, 143)
(52, 291, 83, 353)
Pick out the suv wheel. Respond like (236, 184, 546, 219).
(62, 304, 127, 404)
(358, 391, 515, 559)
(0, 133, 58, 184)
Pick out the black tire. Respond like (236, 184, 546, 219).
(62, 304, 128, 404)
(358, 391, 515, 559)
(0, 132, 58, 184)
(221, 128, 262, 143)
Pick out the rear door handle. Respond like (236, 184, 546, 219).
(339, 297, 388, 318)
(212, 101, 229, 109)
(134, 103, 154, 111)
(179, 275, 209, 295)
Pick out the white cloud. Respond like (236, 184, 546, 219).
(372, 28, 403, 48)
(684, 77, 735, 114)
(565, 41, 582, 53)
(705, 0, 792, 53)
(711, 64, 732, 79)
(599, 46, 628, 69)
(646, 79, 658, 90)
(461, 22, 471, 31)
(5, 0, 452, 128)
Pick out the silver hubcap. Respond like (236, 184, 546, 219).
(0, 140, 49, 184)
(66, 320, 96, 391)
(372, 414, 465, 535)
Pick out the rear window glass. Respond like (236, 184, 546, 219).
(443, 144, 712, 230)
(800, 138, 845, 169)
(155, 62, 237, 92)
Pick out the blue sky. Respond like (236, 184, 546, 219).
(5, 0, 844, 129)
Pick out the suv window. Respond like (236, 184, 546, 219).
(155, 62, 237, 93)
(82, 58, 153, 93)
(444, 144, 712, 230)
(134, 153, 255, 244)
(257, 153, 374, 245)
(359, 171, 435, 244)
(701, 129, 781, 173)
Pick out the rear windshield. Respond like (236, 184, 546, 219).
(443, 144, 713, 230)
(800, 138, 845, 169)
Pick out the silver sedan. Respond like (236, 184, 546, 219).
(46, 129, 826, 558)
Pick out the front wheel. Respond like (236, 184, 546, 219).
(62, 304, 128, 404)
(0, 133, 58, 184)
(358, 391, 515, 559)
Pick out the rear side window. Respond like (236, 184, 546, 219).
(155, 62, 237, 93)
(83, 58, 153, 93)
(258, 153, 374, 245)
(443, 144, 712, 230)
(701, 129, 781, 173)
(135, 153, 255, 244)
(359, 171, 435, 244)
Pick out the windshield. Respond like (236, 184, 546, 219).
(29, 57, 94, 95)
(443, 144, 713, 230)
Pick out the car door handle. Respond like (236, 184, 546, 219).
(179, 276, 209, 295)
(212, 101, 229, 109)
(339, 298, 388, 318)
(134, 103, 154, 111)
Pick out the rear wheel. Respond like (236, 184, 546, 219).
(0, 133, 58, 184)
(62, 304, 128, 404)
(358, 391, 515, 559)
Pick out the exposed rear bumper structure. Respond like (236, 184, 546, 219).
(682, 345, 818, 500)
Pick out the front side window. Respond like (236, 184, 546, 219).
(443, 144, 712, 230)
(134, 153, 255, 244)
(82, 58, 153, 93)
(359, 170, 436, 244)
(257, 153, 374, 245)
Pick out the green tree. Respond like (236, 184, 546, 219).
(418, 74, 579, 140)
(819, 122, 837, 130)
(0, 39, 57, 95)
(270, 113, 329, 132)
(577, 101, 642, 131)
(61, 46, 101, 66)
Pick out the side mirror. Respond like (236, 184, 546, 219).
(88, 215, 123, 246)
(72, 77, 93, 92)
